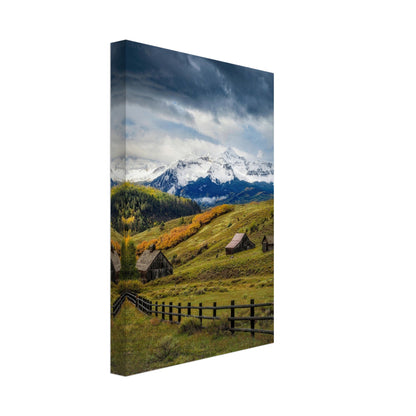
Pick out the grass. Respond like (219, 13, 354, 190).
(164, 200, 273, 266)
(111, 199, 274, 375)
(129, 214, 195, 247)
(111, 228, 124, 245)
(111, 300, 273, 376)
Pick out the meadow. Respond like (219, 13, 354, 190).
(111, 199, 274, 376)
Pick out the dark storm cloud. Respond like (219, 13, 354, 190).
(155, 119, 218, 144)
(111, 40, 274, 164)
(111, 41, 273, 120)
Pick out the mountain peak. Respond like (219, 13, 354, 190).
(222, 147, 240, 158)
(150, 148, 273, 198)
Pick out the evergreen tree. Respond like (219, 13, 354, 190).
(120, 239, 138, 280)
(111, 182, 200, 234)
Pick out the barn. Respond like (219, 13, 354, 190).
(225, 232, 255, 255)
(135, 247, 173, 283)
(111, 246, 121, 283)
(262, 235, 274, 252)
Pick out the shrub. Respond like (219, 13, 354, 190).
(179, 318, 203, 335)
(150, 317, 160, 326)
(196, 243, 208, 255)
(249, 222, 259, 233)
(170, 254, 181, 265)
(153, 336, 180, 361)
(206, 317, 230, 336)
(116, 280, 144, 294)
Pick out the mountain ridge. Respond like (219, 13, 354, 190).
(111, 148, 274, 207)
(149, 148, 273, 206)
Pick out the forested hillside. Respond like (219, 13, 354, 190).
(111, 182, 200, 234)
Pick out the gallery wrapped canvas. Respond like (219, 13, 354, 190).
(111, 40, 274, 376)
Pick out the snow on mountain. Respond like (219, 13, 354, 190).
(220, 148, 274, 183)
(111, 157, 167, 183)
(111, 149, 274, 206)
(151, 148, 273, 194)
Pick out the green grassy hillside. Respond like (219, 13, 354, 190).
(112, 199, 274, 298)
(111, 199, 274, 375)
(164, 200, 273, 271)
(112, 300, 273, 376)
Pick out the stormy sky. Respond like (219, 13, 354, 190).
(111, 40, 274, 165)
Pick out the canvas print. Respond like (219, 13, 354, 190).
(111, 40, 274, 376)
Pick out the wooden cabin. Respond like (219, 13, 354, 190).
(262, 235, 274, 252)
(111, 246, 121, 283)
(135, 247, 173, 283)
(225, 233, 255, 255)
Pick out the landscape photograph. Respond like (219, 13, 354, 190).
(111, 40, 274, 376)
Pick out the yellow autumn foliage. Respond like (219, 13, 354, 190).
(136, 204, 233, 255)
(111, 239, 121, 256)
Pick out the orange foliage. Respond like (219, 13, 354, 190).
(111, 239, 121, 256)
(136, 204, 233, 255)
(136, 238, 158, 255)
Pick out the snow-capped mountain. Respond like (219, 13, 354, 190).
(150, 148, 274, 206)
(111, 157, 167, 183)
(111, 148, 274, 206)
(151, 148, 273, 193)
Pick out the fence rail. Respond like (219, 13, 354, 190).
(112, 290, 274, 337)
(112, 289, 138, 317)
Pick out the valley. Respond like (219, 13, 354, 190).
(111, 197, 274, 375)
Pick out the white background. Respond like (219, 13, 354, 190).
(1, 1, 416, 415)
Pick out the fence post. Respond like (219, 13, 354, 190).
(149, 299, 152, 316)
(169, 302, 173, 322)
(199, 302, 203, 326)
(230, 300, 235, 334)
(213, 302, 217, 318)
(162, 302, 165, 320)
(188, 302, 191, 316)
(250, 299, 255, 337)
(155, 301, 158, 317)
(178, 302, 181, 323)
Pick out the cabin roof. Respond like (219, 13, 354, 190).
(263, 235, 274, 245)
(225, 233, 246, 249)
(111, 250, 121, 272)
(135, 249, 172, 272)
(136, 249, 160, 272)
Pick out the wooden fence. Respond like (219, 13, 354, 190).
(112, 289, 273, 337)
(112, 289, 137, 317)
